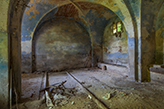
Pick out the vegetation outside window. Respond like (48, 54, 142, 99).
(112, 21, 123, 37)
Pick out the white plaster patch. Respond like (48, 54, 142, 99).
(21, 41, 32, 54)
(107, 40, 128, 54)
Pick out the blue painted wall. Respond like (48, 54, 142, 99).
(103, 16, 128, 66)
(21, 2, 116, 72)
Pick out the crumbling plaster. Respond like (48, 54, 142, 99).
(21, 0, 135, 77)
(34, 18, 91, 71)
(155, 2, 164, 64)
(22, 2, 117, 72)
(141, 0, 164, 81)
(103, 16, 128, 66)
(2, 0, 164, 108)
(0, 0, 137, 107)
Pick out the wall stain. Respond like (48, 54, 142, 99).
(25, 5, 40, 19)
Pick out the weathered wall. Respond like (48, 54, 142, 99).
(103, 16, 128, 66)
(22, 2, 117, 72)
(21, 0, 135, 74)
(155, 2, 164, 64)
(141, 0, 163, 81)
(0, 0, 9, 108)
(123, 0, 141, 81)
(1, 0, 164, 108)
(34, 18, 91, 71)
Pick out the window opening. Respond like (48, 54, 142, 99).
(112, 21, 123, 38)
(117, 21, 122, 32)
(113, 23, 117, 34)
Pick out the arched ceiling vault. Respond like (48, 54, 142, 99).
(32, 2, 116, 42)
(30, 1, 119, 69)
(22, 0, 135, 72)
(22, 0, 134, 41)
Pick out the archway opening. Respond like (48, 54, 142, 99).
(19, 1, 135, 108)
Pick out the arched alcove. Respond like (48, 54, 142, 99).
(2, 0, 164, 108)
(103, 16, 128, 67)
(21, 0, 135, 78)
(34, 18, 91, 71)
(6, 0, 137, 108)
(30, 2, 118, 72)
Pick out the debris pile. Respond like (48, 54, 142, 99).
(40, 80, 77, 108)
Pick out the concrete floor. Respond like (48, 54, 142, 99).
(14, 66, 164, 109)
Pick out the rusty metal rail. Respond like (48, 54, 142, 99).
(66, 71, 110, 109)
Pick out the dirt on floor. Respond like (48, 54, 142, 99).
(13, 66, 164, 109)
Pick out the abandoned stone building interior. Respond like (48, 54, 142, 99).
(0, 0, 164, 108)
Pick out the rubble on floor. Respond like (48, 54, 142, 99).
(14, 68, 164, 109)
(43, 80, 77, 108)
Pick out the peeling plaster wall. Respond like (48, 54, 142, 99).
(0, 31, 8, 108)
(0, 0, 9, 108)
(21, 0, 135, 73)
(155, 2, 164, 64)
(141, 0, 163, 81)
(19, 0, 144, 80)
(34, 18, 91, 71)
(103, 16, 128, 66)
(21, 2, 116, 72)
(2, 0, 162, 107)
(123, 0, 141, 80)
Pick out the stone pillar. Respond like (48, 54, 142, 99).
(140, 0, 163, 82)
(8, 0, 29, 104)
(9, 1, 22, 103)
(155, 2, 164, 64)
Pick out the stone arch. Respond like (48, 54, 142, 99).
(33, 17, 91, 72)
(0, 0, 136, 108)
(27, 0, 135, 76)
(7, 0, 31, 107)
(29, 0, 134, 40)
(1, 0, 136, 108)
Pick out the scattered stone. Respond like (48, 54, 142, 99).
(102, 92, 111, 100)
(59, 99, 69, 106)
(49, 107, 53, 109)
(88, 95, 92, 99)
(53, 94, 66, 102)
(45, 91, 54, 107)
(42, 80, 77, 107)
(71, 101, 75, 105)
